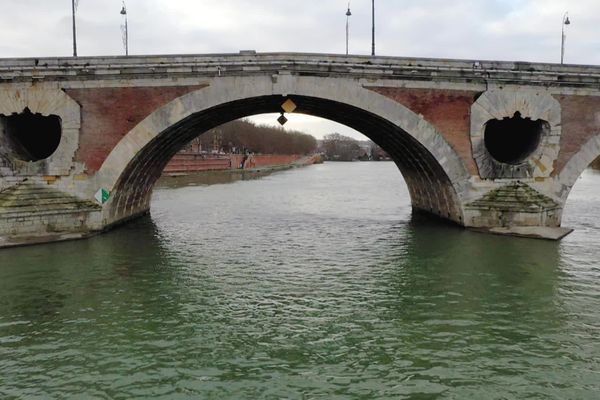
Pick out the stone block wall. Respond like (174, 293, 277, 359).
(0, 210, 102, 237)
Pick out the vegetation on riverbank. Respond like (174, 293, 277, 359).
(319, 133, 389, 161)
(183, 119, 317, 155)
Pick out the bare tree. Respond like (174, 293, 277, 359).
(322, 133, 361, 161)
(184, 119, 317, 155)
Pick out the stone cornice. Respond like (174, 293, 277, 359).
(0, 52, 599, 89)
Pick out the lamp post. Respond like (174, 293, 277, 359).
(561, 12, 570, 64)
(120, 1, 129, 56)
(72, 0, 77, 57)
(371, 0, 375, 56)
(345, 3, 352, 55)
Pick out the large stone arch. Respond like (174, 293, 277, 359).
(92, 75, 471, 227)
(554, 133, 600, 202)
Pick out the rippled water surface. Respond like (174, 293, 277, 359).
(1, 162, 600, 399)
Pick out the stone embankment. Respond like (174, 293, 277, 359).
(0, 180, 102, 248)
(163, 153, 322, 175)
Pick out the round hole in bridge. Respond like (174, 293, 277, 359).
(0, 108, 62, 161)
(484, 112, 545, 165)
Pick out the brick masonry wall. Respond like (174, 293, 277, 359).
(229, 154, 303, 170)
(253, 154, 303, 167)
(163, 154, 231, 173)
(371, 88, 600, 179)
(369, 87, 480, 175)
(66, 85, 207, 174)
(232, 154, 303, 169)
(163, 154, 304, 174)
(553, 95, 600, 176)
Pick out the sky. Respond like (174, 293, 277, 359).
(1, 0, 598, 139)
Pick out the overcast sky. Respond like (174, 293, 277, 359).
(1, 0, 598, 139)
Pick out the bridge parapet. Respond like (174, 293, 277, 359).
(1, 52, 600, 90)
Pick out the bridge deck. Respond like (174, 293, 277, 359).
(1, 52, 600, 88)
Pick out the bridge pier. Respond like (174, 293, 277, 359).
(2, 53, 600, 247)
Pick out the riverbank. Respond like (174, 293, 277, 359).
(157, 154, 324, 188)
(162, 153, 323, 176)
(157, 160, 313, 188)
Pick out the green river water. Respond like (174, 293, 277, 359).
(1, 162, 599, 399)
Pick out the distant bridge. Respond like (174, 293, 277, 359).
(1, 52, 600, 246)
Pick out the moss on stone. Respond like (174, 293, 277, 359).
(465, 182, 559, 213)
(0, 182, 100, 217)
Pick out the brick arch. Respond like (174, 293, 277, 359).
(93, 76, 470, 227)
(555, 133, 600, 202)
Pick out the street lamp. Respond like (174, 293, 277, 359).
(561, 12, 570, 64)
(72, 0, 78, 57)
(345, 2, 352, 55)
(120, 1, 129, 56)
(371, 0, 375, 56)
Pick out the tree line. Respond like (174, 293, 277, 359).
(320, 133, 389, 161)
(183, 119, 317, 155)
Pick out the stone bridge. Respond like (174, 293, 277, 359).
(1, 52, 600, 246)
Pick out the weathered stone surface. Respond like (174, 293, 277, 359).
(465, 182, 561, 228)
(470, 88, 562, 180)
(0, 88, 81, 176)
(478, 226, 573, 240)
(465, 182, 559, 212)
(0, 181, 102, 245)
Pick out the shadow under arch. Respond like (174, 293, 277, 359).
(95, 77, 470, 228)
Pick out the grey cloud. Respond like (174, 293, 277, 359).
(1, 0, 597, 64)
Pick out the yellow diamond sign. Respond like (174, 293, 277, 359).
(281, 99, 297, 113)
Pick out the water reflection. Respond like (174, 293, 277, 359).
(0, 163, 599, 399)
(0, 218, 174, 331)
(348, 219, 568, 396)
